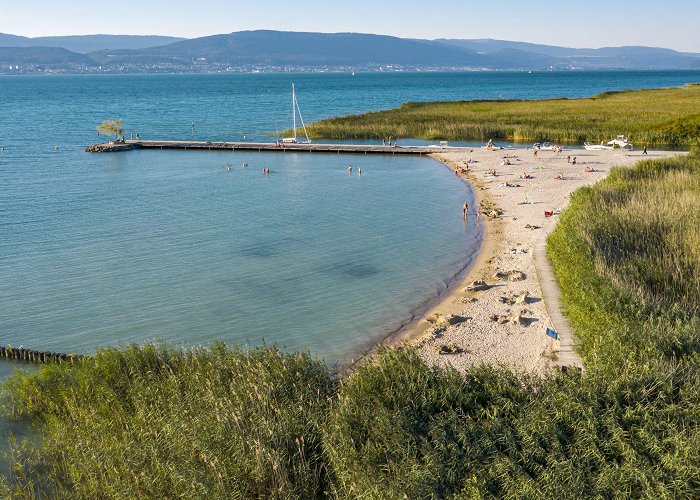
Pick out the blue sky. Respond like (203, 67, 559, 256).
(2, 0, 699, 52)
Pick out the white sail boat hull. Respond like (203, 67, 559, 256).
(282, 83, 311, 144)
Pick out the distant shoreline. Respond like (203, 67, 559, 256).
(4, 68, 700, 77)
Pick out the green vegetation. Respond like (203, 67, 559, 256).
(96, 119, 124, 141)
(548, 150, 700, 365)
(304, 84, 700, 146)
(2, 153, 699, 498)
(0, 345, 333, 498)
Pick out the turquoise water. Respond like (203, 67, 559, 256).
(2, 149, 478, 362)
(2, 70, 700, 364)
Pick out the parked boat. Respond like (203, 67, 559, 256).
(482, 139, 512, 150)
(584, 135, 633, 151)
(281, 83, 311, 144)
(533, 141, 555, 150)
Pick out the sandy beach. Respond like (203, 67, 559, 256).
(396, 146, 681, 374)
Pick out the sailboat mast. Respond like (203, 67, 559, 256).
(292, 83, 297, 140)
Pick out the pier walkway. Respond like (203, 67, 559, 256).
(87, 140, 470, 156)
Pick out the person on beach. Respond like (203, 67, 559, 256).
(533, 149, 538, 157)
(643, 146, 648, 155)
(572, 157, 577, 165)
(567, 155, 571, 163)
(463, 201, 469, 219)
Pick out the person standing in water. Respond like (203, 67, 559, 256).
(463, 201, 469, 220)
(358, 166, 362, 176)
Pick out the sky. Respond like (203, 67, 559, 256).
(2, 0, 699, 52)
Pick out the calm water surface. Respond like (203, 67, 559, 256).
(1, 70, 699, 364)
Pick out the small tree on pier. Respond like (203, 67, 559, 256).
(97, 119, 124, 141)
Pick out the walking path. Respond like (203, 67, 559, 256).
(533, 222, 583, 370)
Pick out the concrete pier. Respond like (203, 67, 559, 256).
(86, 140, 470, 156)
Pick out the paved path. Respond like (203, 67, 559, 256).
(533, 221, 584, 370)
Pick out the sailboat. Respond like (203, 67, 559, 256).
(282, 83, 311, 144)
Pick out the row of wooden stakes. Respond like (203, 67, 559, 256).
(0, 346, 83, 364)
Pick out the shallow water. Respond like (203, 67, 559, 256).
(2, 145, 479, 363)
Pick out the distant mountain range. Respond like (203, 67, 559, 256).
(1, 30, 699, 73)
(0, 34, 185, 53)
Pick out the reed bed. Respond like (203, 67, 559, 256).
(0, 344, 334, 499)
(2, 154, 699, 498)
(304, 85, 700, 146)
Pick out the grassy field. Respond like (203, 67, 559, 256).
(303, 84, 700, 146)
(1, 153, 699, 498)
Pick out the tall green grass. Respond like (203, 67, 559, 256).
(303, 85, 700, 146)
(0, 344, 334, 498)
(547, 150, 700, 366)
(2, 153, 699, 498)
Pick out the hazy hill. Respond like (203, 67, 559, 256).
(437, 38, 700, 69)
(1, 31, 699, 72)
(0, 46, 96, 66)
(89, 30, 490, 67)
(0, 33, 185, 53)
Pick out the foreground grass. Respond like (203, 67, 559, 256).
(0, 345, 334, 498)
(304, 84, 700, 146)
(2, 153, 699, 498)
